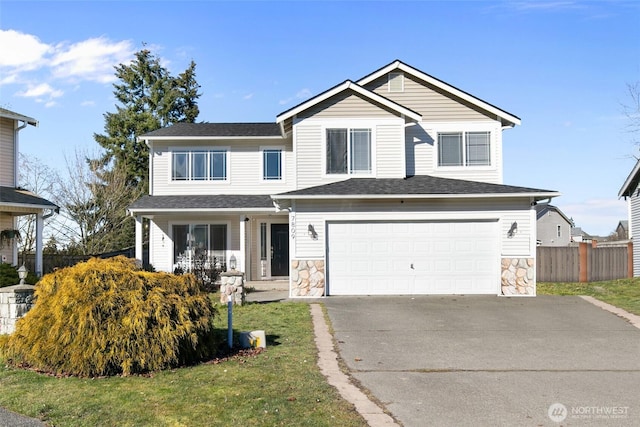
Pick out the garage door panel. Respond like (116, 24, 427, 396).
(327, 220, 499, 295)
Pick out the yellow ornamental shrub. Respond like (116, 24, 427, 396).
(6, 256, 218, 377)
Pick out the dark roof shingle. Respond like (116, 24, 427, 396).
(129, 194, 274, 211)
(275, 175, 556, 197)
(140, 123, 282, 138)
(0, 187, 58, 208)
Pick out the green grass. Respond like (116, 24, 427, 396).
(538, 278, 640, 315)
(0, 302, 366, 427)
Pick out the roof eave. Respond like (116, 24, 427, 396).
(0, 202, 58, 211)
(136, 135, 284, 142)
(276, 80, 422, 124)
(356, 60, 521, 127)
(272, 191, 560, 201)
(0, 110, 38, 127)
(618, 159, 640, 198)
(128, 207, 278, 215)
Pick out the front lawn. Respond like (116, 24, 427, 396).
(0, 302, 366, 427)
(538, 278, 640, 315)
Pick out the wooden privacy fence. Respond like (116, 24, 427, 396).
(537, 242, 633, 282)
(21, 247, 136, 276)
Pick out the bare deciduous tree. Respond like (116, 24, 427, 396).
(54, 150, 144, 255)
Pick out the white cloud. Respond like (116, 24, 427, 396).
(243, 93, 254, 100)
(80, 100, 96, 107)
(50, 37, 134, 83)
(0, 29, 135, 105)
(0, 29, 52, 70)
(17, 83, 63, 99)
(279, 87, 312, 105)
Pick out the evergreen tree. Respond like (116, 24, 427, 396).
(94, 49, 201, 186)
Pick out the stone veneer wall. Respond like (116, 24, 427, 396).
(219, 271, 246, 305)
(501, 258, 535, 296)
(291, 260, 325, 297)
(0, 284, 36, 334)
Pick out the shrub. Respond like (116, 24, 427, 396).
(0, 263, 39, 287)
(6, 256, 218, 377)
(0, 263, 19, 287)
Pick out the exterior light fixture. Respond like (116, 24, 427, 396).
(308, 224, 318, 239)
(507, 221, 518, 238)
(17, 264, 28, 285)
(229, 254, 237, 271)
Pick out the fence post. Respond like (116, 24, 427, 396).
(628, 242, 634, 278)
(579, 242, 588, 283)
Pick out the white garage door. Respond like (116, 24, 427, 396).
(327, 221, 499, 295)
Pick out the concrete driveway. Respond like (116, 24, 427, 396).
(323, 296, 640, 426)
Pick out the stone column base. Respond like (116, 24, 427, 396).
(219, 271, 245, 305)
(501, 258, 535, 296)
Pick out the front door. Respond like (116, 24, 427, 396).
(270, 224, 289, 276)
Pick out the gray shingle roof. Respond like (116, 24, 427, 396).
(275, 175, 556, 197)
(0, 187, 58, 208)
(140, 123, 282, 138)
(129, 194, 275, 211)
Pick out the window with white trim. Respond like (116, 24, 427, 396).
(262, 148, 282, 180)
(437, 131, 490, 167)
(171, 149, 227, 181)
(173, 223, 228, 272)
(326, 128, 372, 174)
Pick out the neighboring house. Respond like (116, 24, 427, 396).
(534, 203, 573, 246)
(571, 227, 593, 244)
(129, 60, 559, 296)
(619, 159, 640, 276)
(615, 220, 629, 240)
(0, 108, 58, 276)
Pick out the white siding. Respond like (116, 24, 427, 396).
(150, 137, 294, 196)
(631, 192, 640, 276)
(410, 121, 503, 184)
(375, 123, 405, 178)
(148, 214, 242, 272)
(294, 123, 323, 190)
(291, 198, 535, 260)
(293, 118, 405, 188)
(0, 118, 15, 187)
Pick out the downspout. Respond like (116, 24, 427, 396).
(14, 120, 28, 187)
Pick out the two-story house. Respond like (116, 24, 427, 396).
(129, 60, 559, 296)
(534, 203, 573, 246)
(0, 108, 58, 276)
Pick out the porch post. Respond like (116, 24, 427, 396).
(239, 215, 247, 273)
(135, 215, 143, 263)
(35, 212, 44, 276)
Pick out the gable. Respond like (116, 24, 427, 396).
(296, 90, 406, 120)
(357, 60, 520, 127)
(0, 118, 16, 187)
(362, 73, 493, 122)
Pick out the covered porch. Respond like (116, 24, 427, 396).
(129, 195, 290, 282)
(0, 186, 59, 276)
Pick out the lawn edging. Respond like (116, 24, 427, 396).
(579, 296, 640, 330)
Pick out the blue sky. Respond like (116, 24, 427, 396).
(1, 0, 639, 236)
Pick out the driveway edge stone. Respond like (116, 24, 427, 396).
(309, 303, 399, 427)
(579, 295, 640, 329)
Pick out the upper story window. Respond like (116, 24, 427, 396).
(262, 148, 282, 180)
(437, 131, 490, 167)
(388, 72, 404, 92)
(326, 128, 371, 175)
(172, 149, 227, 181)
